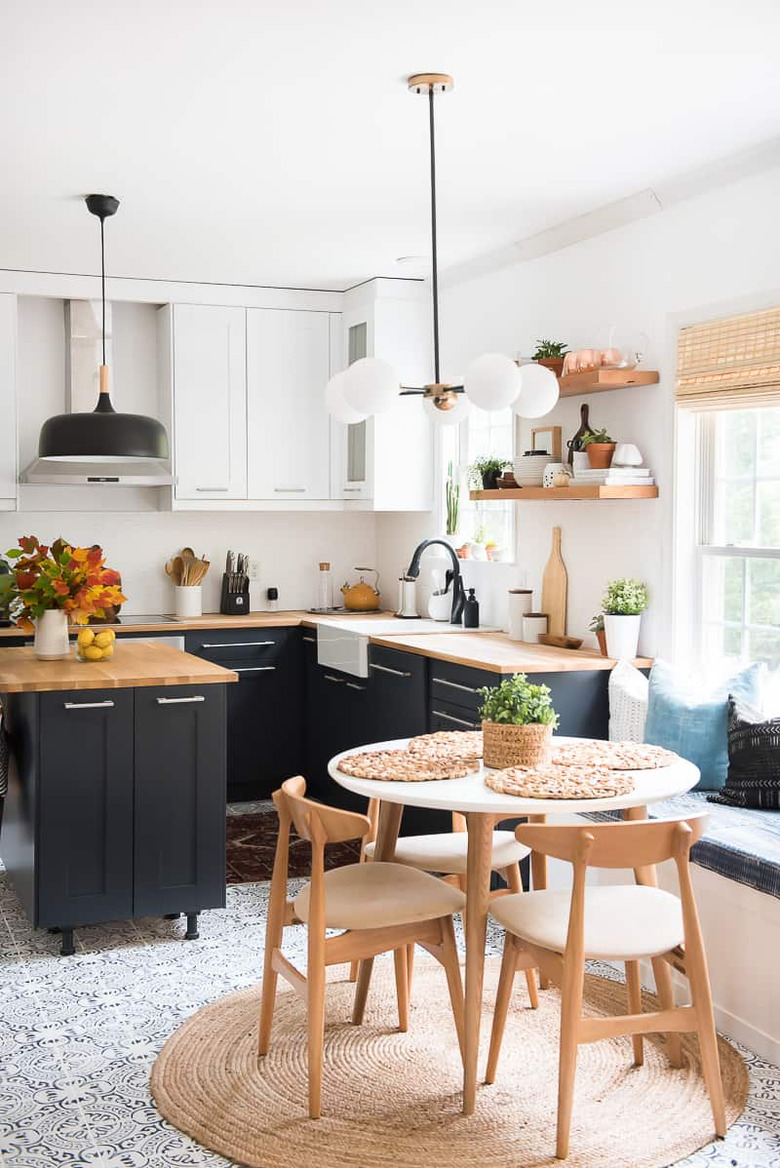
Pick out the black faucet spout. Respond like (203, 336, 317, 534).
(405, 539, 465, 625)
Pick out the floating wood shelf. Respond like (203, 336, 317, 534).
(470, 486, 659, 501)
(558, 369, 659, 396)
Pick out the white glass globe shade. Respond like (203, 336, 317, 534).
(464, 353, 521, 411)
(325, 371, 366, 425)
(343, 357, 399, 416)
(422, 390, 471, 426)
(514, 362, 560, 419)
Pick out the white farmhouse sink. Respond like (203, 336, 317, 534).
(316, 617, 495, 678)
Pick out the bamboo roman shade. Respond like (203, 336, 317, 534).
(676, 307, 780, 409)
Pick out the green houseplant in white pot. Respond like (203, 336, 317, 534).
(602, 578, 648, 660)
(478, 673, 559, 769)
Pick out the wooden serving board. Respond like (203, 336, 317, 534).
(541, 526, 568, 637)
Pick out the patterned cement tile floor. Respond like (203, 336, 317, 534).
(1, 869, 779, 1168)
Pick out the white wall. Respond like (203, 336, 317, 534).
(377, 165, 780, 655)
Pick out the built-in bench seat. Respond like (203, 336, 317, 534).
(588, 792, 780, 900)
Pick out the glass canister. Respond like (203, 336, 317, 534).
(76, 626, 116, 662)
(315, 562, 334, 612)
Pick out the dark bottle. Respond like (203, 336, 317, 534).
(463, 588, 480, 629)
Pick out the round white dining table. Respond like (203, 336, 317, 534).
(329, 736, 700, 1115)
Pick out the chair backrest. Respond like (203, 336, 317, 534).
(515, 814, 708, 870)
(276, 776, 371, 846)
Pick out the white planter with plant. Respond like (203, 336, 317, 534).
(478, 673, 559, 770)
(602, 578, 648, 660)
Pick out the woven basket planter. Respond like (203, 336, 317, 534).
(482, 720, 553, 770)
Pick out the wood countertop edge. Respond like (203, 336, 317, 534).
(368, 632, 652, 673)
(0, 644, 238, 694)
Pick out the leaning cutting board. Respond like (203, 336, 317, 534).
(541, 526, 568, 637)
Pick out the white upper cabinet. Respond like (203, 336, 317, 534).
(171, 304, 247, 500)
(247, 308, 331, 500)
(0, 294, 17, 509)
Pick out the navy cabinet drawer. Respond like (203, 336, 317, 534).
(429, 699, 482, 733)
(185, 627, 292, 666)
(429, 660, 495, 714)
(368, 644, 426, 685)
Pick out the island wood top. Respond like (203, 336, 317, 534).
(0, 642, 238, 694)
(369, 630, 651, 674)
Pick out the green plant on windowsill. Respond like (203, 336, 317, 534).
(532, 339, 569, 360)
(445, 460, 460, 537)
(468, 456, 510, 491)
(602, 578, 648, 616)
(588, 613, 604, 633)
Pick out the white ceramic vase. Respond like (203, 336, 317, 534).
(604, 613, 641, 660)
(34, 609, 70, 659)
(174, 585, 202, 619)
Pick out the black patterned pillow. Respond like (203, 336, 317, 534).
(708, 695, 780, 810)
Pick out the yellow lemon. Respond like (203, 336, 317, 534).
(77, 628, 95, 647)
(100, 644, 114, 659)
(83, 645, 103, 661)
(94, 631, 113, 648)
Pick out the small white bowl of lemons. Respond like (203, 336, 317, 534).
(76, 626, 116, 662)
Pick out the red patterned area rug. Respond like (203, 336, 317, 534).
(226, 809, 360, 884)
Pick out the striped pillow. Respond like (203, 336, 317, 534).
(708, 696, 780, 810)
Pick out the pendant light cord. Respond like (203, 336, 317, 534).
(428, 86, 440, 384)
(100, 214, 106, 366)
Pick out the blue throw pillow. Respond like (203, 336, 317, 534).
(644, 660, 764, 791)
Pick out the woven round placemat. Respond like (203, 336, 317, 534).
(152, 957, 747, 1168)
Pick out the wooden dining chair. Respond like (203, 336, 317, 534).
(351, 798, 538, 1009)
(485, 814, 725, 1160)
(258, 777, 467, 1119)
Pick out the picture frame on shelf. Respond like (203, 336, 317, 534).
(531, 424, 562, 461)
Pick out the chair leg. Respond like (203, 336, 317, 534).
(625, 961, 644, 1066)
(687, 954, 727, 1136)
(407, 943, 415, 997)
(258, 900, 285, 1056)
(307, 953, 326, 1120)
(394, 947, 409, 1032)
(652, 957, 683, 1068)
(485, 934, 517, 1084)
(504, 863, 523, 893)
(458, 874, 468, 934)
(348, 960, 359, 982)
(352, 957, 375, 1025)
(439, 915, 465, 1060)
(524, 966, 539, 1010)
(556, 957, 584, 1161)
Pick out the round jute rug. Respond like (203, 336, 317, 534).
(151, 956, 747, 1168)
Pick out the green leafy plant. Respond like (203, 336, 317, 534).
(468, 455, 510, 489)
(478, 673, 559, 727)
(602, 578, 648, 616)
(532, 339, 569, 360)
(445, 460, 460, 536)
(581, 428, 614, 447)
(588, 613, 605, 633)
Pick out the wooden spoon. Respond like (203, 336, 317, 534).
(172, 556, 185, 586)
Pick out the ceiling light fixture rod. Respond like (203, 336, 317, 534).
(428, 85, 440, 384)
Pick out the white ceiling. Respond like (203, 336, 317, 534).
(2, 0, 780, 291)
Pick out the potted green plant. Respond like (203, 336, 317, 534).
(589, 612, 607, 656)
(478, 673, 559, 769)
(602, 578, 648, 660)
(445, 460, 460, 537)
(581, 427, 617, 470)
(532, 339, 569, 378)
(469, 456, 510, 491)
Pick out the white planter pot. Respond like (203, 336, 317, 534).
(604, 613, 641, 660)
(174, 585, 202, 619)
(34, 609, 70, 659)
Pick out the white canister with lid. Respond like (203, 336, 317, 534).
(522, 612, 549, 642)
(507, 589, 533, 640)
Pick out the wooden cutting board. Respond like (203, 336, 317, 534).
(541, 526, 568, 637)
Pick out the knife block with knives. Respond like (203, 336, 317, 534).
(220, 550, 251, 615)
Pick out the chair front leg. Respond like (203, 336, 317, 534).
(625, 961, 644, 1066)
(438, 914, 465, 1061)
(556, 953, 585, 1161)
(485, 932, 517, 1084)
(394, 947, 409, 1032)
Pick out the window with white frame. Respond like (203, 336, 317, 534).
(441, 407, 516, 561)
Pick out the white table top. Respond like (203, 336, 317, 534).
(328, 737, 700, 817)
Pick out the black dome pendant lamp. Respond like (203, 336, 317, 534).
(37, 195, 170, 461)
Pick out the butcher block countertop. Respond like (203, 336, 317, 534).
(0, 642, 239, 694)
(0, 610, 392, 638)
(370, 630, 651, 674)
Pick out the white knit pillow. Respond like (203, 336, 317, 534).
(608, 661, 649, 743)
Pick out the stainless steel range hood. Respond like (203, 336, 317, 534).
(22, 457, 173, 486)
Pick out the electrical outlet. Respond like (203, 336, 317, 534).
(248, 559, 261, 581)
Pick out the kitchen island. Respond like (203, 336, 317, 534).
(0, 642, 237, 954)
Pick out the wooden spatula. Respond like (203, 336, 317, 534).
(541, 526, 567, 637)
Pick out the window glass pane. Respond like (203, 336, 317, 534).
(702, 555, 744, 625)
(719, 410, 756, 478)
(715, 481, 754, 545)
(454, 407, 515, 560)
(758, 481, 780, 547)
(701, 623, 743, 663)
(758, 407, 780, 476)
(748, 628, 780, 667)
(747, 557, 780, 628)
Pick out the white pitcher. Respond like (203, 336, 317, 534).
(34, 609, 70, 659)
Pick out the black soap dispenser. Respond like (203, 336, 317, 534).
(463, 588, 480, 629)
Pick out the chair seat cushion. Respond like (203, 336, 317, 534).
(489, 885, 685, 960)
(364, 831, 530, 875)
(294, 862, 467, 930)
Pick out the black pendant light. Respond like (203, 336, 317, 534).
(37, 195, 170, 461)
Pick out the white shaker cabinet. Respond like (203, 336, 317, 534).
(0, 294, 17, 509)
(170, 304, 247, 500)
(246, 308, 331, 500)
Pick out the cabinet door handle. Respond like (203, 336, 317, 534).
(233, 665, 276, 673)
(343, 487, 362, 492)
(431, 708, 479, 729)
(369, 662, 412, 678)
(323, 673, 344, 684)
(156, 695, 206, 704)
(432, 676, 479, 695)
(302, 635, 316, 643)
(346, 681, 366, 691)
(274, 487, 306, 493)
(63, 700, 115, 710)
(196, 487, 229, 492)
(200, 640, 276, 649)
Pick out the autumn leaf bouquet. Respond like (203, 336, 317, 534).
(5, 536, 126, 627)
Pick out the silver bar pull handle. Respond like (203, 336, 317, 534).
(369, 662, 412, 678)
(323, 673, 344, 684)
(346, 681, 366, 691)
(302, 635, 316, 643)
(196, 487, 229, 492)
(156, 695, 206, 704)
(431, 709, 479, 729)
(432, 676, 479, 695)
(200, 640, 276, 649)
(233, 665, 276, 673)
(343, 487, 362, 492)
(64, 700, 115, 710)
(274, 487, 306, 493)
